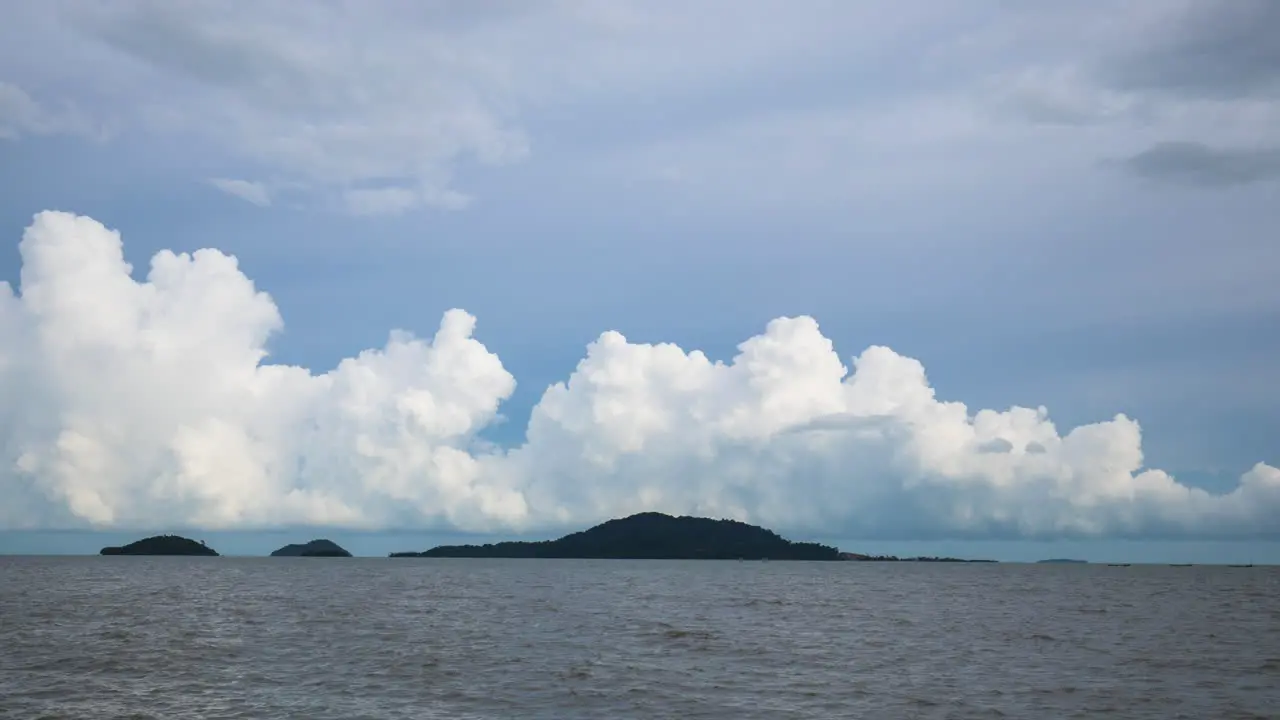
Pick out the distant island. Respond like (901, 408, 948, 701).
(270, 539, 352, 557)
(100, 534, 219, 556)
(1037, 558, 1089, 564)
(839, 552, 996, 563)
(391, 512, 841, 560)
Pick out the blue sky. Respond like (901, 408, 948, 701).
(0, 1, 1277, 561)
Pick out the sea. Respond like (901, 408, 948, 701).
(1, 557, 1276, 719)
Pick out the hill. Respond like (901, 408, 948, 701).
(270, 539, 352, 557)
(390, 512, 840, 560)
(100, 535, 219, 556)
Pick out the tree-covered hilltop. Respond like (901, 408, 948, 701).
(270, 539, 352, 557)
(390, 512, 842, 560)
(100, 535, 219, 556)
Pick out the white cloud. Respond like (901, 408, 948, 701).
(209, 178, 270, 207)
(1, 211, 1277, 538)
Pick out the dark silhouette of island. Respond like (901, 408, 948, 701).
(391, 512, 841, 560)
(839, 552, 996, 563)
(1037, 558, 1088, 564)
(100, 535, 219, 556)
(270, 539, 352, 557)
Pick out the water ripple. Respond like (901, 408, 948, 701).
(1, 558, 1277, 719)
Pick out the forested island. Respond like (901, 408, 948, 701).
(100, 535, 219, 556)
(390, 512, 842, 560)
(270, 539, 352, 557)
(1037, 558, 1088, 564)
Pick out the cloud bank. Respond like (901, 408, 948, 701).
(1, 212, 1277, 538)
(4, 2, 1278, 215)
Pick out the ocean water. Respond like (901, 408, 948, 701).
(1, 558, 1276, 719)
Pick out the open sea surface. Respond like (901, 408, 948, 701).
(1, 557, 1276, 719)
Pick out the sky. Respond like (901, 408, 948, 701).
(0, 1, 1277, 562)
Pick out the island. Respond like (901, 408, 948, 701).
(390, 512, 841, 560)
(270, 539, 352, 557)
(839, 552, 996, 563)
(1037, 558, 1088, 564)
(100, 535, 219, 556)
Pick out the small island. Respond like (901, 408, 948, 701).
(1037, 558, 1088, 564)
(391, 512, 841, 561)
(100, 535, 219, 556)
(270, 539, 352, 557)
(839, 552, 996, 563)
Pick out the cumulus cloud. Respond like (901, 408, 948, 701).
(1, 212, 1278, 538)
